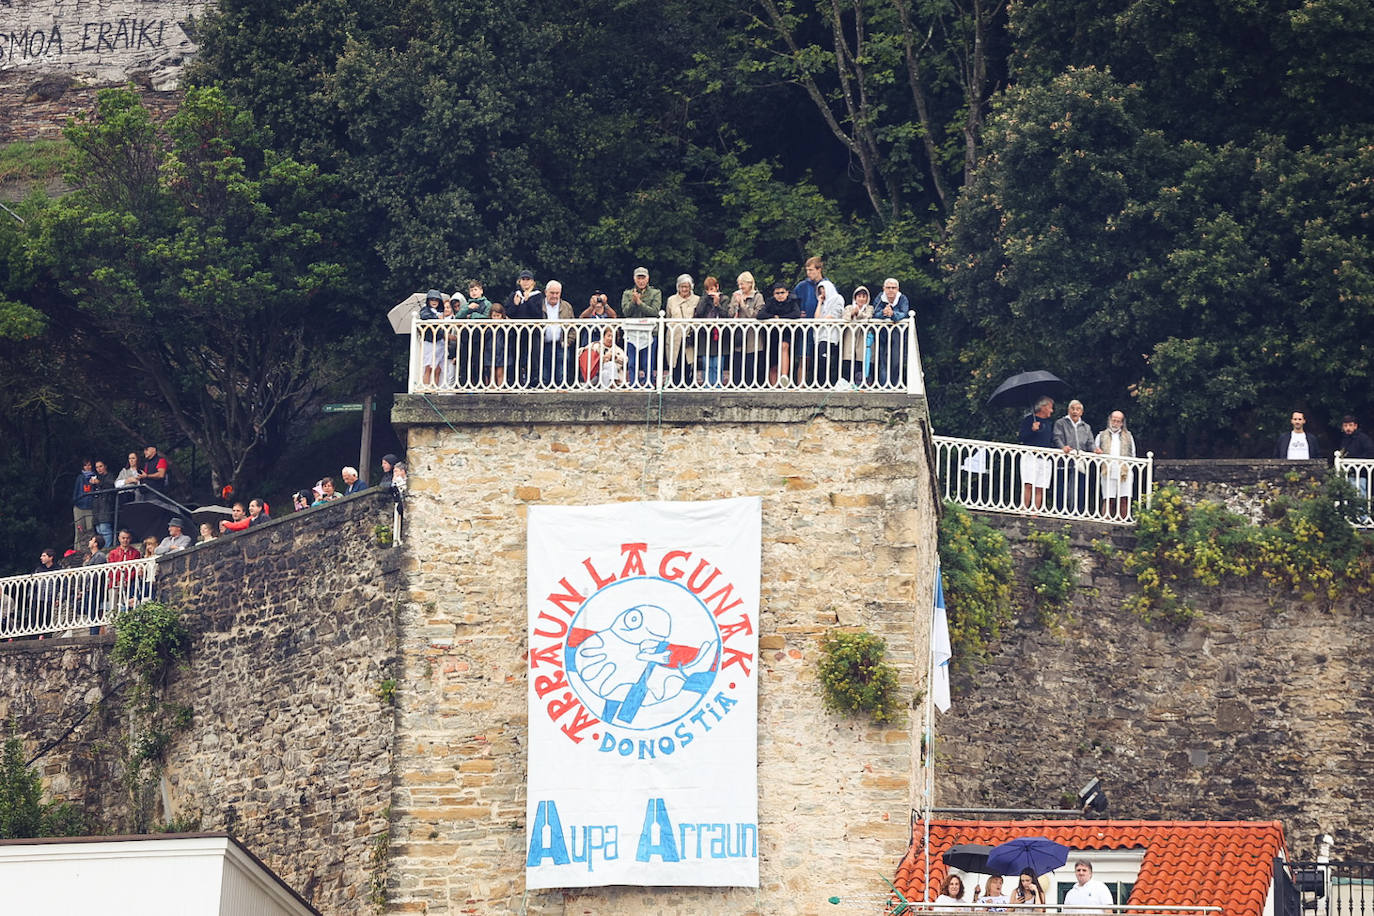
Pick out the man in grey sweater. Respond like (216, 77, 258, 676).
(1053, 400, 1100, 513)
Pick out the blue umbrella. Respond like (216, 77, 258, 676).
(985, 837, 1071, 877)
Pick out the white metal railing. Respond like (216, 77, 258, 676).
(0, 558, 157, 640)
(1334, 455, 1374, 528)
(933, 435, 1154, 525)
(407, 316, 924, 396)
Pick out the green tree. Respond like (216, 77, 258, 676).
(1009, 0, 1374, 147)
(0, 734, 91, 839)
(721, 0, 1009, 219)
(938, 68, 1175, 438)
(939, 66, 1374, 453)
(32, 87, 354, 492)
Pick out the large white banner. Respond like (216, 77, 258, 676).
(526, 497, 761, 889)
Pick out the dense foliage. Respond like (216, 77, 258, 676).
(1124, 479, 1374, 624)
(936, 501, 1014, 667)
(0, 735, 91, 839)
(0, 0, 1370, 563)
(816, 629, 902, 723)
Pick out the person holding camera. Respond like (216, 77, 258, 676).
(580, 290, 618, 351)
(505, 270, 544, 386)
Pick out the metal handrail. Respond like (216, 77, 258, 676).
(1334, 455, 1374, 528)
(407, 315, 924, 396)
(932, 434, 1155, 525)
(0, 558, 157, 640)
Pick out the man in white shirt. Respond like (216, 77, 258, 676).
(1063, 860, 1114, 910)
(540, 281, 574, 387)
(1274, 410, 1322, 459)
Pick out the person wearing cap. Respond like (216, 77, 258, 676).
(841, 285, 874, 385)
(665, 275, 699, 385)
(506, 270, 545, 386)
(139, 444, 170, 493)
(419, 289, 445, 387)
(620, 267, 662, 387)
(153, 518, 192, 554)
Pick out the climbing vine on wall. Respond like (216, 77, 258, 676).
(1124, 478, 1374, 625)
(110, 601, 194, 832)
(937, 502, 1015, 668)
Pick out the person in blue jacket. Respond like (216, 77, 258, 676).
(873, 277, 911, 388)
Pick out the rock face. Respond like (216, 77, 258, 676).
(0, 0, 208, 86)
(1, 0, 207, 142)
(938, 498, 1374, 861)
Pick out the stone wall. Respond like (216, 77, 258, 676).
(0, 490, 404, 915)
(386, 391, 940, 914)
(1155, 458, 1329, 524)
(937, 494, 1374, 861)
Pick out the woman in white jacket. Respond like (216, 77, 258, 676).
(1095, 409, 1137, 520)
(812, 279, 844, 386)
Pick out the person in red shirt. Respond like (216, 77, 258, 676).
(220, 502, 250, 533)
(105, 529, 143, 612)
(139, 445, 170, 493)
(106, 529, 141, 564)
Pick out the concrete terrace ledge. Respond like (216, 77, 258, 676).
(392, 389, 928, 429)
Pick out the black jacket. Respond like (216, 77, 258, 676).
(1339, 429, 1374, 459)
(1274, 431, 1322, 459)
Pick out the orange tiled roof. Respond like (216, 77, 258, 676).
(893, 819, 1286, 916)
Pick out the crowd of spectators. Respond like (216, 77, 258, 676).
(1010, 400, 1374, 521)
(413, 259, 915, 389)
(9, 451, 410, 640)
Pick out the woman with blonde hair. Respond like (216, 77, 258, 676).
(727, 271, 764, 385)
(665, 274, 700, 385)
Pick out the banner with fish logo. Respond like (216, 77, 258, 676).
(525, 497, 761, 888)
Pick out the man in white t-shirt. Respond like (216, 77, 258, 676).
(1274, 410, 1322, 459)
(1063, 860, 1114, 910)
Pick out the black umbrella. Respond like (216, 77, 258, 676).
(986, 370, 1070, 409)
(942, 843, 994, 873)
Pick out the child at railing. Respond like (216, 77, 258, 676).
(578, 328, 628, 388)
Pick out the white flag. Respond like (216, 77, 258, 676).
(931, 566, 951, 713)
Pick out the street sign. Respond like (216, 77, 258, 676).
(323, 403, 364, 413)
